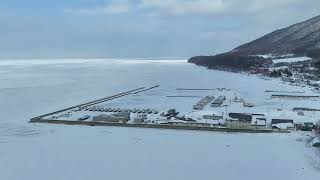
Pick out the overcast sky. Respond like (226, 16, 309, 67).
(0, 0, 320, 59)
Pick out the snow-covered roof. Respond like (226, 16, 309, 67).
(272, 123, 294, 130)
(271, 119, 294, 125)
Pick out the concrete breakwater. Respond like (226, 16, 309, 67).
(271, 94, 320, 99)
(30, 118, 290, 134)
(32, 86, 155, 120)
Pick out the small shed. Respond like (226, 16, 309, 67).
(271, 119, 294, 130)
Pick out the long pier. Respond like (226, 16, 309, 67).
(271, 94, 319, 99)
(293, 107, 320, 112)
(265, 90, 305, 93)
(131, 85, 160, 94)
(166, 95, 202, 98)
(176, 88, 217, 91)
(31, 86, 159, 120)
(30, 118, 290, 134)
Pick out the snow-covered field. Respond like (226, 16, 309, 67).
(0, 58, 319, 180)
(272, 56, 312, 64)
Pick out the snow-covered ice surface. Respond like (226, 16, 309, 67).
(0, 58, 320, 180)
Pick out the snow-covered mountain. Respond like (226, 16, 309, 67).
(189, 15, 320, 70)
(236, 15, 320, 55)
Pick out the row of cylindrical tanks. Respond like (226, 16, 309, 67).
(193, 96, 215, 110)
(80, 106, 159, 114)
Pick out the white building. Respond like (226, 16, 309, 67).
(271, 119, 294, 130)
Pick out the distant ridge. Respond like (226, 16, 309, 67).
(189, 15, 320, 71)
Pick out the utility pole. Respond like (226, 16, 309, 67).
(224, 105, 228, 120)
(267, 107, 270, 122)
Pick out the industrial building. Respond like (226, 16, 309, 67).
(93, 112, 130, 123)
(226, 113, 253, 129)
(133, 114, 147, 124)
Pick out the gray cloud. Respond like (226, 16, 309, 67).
(0, 0, 320, 58)
(66, 0, 318, 16)
(64, 0, 130, 15)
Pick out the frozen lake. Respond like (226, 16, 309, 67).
(0, 59, 319, 180)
